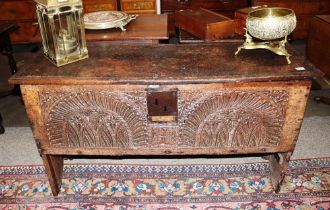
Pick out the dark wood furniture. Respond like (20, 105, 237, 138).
(175, 8, 235, 41)
(120, 0, 157, 14)
(178, 29, 242, 43)
(307, 15, 330, 106)
(83, 0, 117, 13)
(161, 0, 249, 35)
(307, 15, 330, 78)
(161, 0, 248, 16)
(0, 0, 155, 43)
(252, 0, 330, 39)
(0, 22, 19, 134)
(9, 42, 318, 196)
(86, 14, 168, 43)
(0, 0, 39, 43)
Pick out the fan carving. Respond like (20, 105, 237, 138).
(40, 92, 147, 148)
(179, 91, 288, 147)
(40, 89, 288, 149)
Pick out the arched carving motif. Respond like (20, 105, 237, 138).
(41, 92, 147, 148)
(179, 91, 288, 147)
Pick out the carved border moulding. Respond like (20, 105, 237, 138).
(178, 90, 289, 148)
(39, 91, 148, 148)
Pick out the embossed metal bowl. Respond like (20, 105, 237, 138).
(246, 7, 296, 40)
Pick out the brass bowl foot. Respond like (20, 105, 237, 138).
(235, 32, 292, 64)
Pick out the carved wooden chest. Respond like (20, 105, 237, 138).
(9, 43, 318, 196)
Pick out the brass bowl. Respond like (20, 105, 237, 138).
(246, 7, 296, 40)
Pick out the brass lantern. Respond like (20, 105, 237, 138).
(35, 0, 88, 67)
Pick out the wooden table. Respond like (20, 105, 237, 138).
(9, 42, 320, 195)
(0, 21, 19, 134)
(86, 14, 168, 43)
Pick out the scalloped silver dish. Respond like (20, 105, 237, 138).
(84, 11, 137, 31)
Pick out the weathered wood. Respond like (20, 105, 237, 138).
(267, 152, 292, 193)
(8, 43, 321, 85)
(20, 86, 46, 152)
(9, 43, 318, 195)
(43, 147, 293, 156)
(42, 155, 63, 196)
(18, 81, 310, 155)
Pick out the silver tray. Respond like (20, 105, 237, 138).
(84, 11, 137, 31)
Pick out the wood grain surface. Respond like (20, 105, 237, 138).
(9, 42, 321, 85)
(85, 14, 168, 42)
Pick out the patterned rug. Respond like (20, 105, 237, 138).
(0, 158, 329, 210)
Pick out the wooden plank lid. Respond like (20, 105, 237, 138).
(9, 42, 322, 85)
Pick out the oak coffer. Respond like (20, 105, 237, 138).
(9, 43, 319, 196)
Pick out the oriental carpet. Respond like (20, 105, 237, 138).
(0, 157, 329, 210)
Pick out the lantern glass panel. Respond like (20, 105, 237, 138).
(35, 0, 88, 67)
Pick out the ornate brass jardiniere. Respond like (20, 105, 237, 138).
(235, 7, 297, 64)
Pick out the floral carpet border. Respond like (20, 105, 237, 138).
(1, 157, 329, 176)
(0, 157, 329, 209)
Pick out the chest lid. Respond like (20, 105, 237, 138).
(9, 42, 321, 85)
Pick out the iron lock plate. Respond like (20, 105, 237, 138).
(147, 90, 178, 122)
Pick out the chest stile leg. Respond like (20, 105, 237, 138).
(266, 152, 292, 193)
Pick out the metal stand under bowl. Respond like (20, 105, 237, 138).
(235, 31, 291, 64)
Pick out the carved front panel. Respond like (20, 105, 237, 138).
(178, 90, 289, 148)
(39, 86, 290, 150)
(40, 91, 148, 148)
